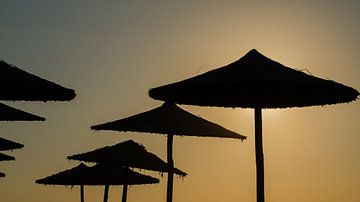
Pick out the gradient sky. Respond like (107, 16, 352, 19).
(0, 1, 359, 202)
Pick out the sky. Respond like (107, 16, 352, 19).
(0, 1, 359, 202)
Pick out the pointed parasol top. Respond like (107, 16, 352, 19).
(0, 137, 24, 151)
(68, 140, 187, 176)
(149, 49, 359, 108)
(36, 163, 159, 186)
(91, 102, 245, 140)
(0, 152, 15, 161)
(0, 103, 45, 121)
(0, 60, 76, 101)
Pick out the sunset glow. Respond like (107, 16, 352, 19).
(0, 1, 359, 202)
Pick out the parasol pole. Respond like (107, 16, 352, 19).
(80, 185, 84, 202)
(122, 184, 128, 202)
(103, 185, 109, 202)
(255, 108, 264, 202)
(166, 134, 174, 202)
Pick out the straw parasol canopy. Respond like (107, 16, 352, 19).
(0, 171, 5, 178)
(0, 103, 45, 121)
(0, 137, 24, 151)
(36, 163, 159, 202)
(0, 60, 76, 101)
(68, 140, 186, 176)
(0, 152, 15, 161)
(149, 49, 358, 108)
(91, 102, 245, 202)
(36, 163, 159, 186)
(148, 49, 359, 202)
(91, 102, 245, 139)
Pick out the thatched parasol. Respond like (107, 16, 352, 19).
(68, 140, 186, 202)
(91, 102, 246, 202)
(0, 103, 45, 121)
(0, 171, 5, 178)
(0, 152, 15, 161)
(0, 137, 24, 151)
(68, 140, 186, 176)
(148, 49, 359, 202)
(68, 140, 186, 201)
(0, 60, 75, 101)
(36, 163, 159, 202)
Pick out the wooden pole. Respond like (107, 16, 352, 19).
(122, 184, 128, 202)
(80, 185, 84, 202)
(255, 108, 264, 202)
(166, 134, 174, 202)
(103, 185, 109, 202)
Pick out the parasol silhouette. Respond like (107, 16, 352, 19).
(36, 163, 159, 202)
(68, 140, 186, 202)
(149, 49, 359, 202)
(91, 103, 245, 202)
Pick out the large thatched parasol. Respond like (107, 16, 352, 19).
(0, 137, 24, 151)
(148, 49, 359, 202)
(36, 163, 159, 202)
(68, 140, 186, 202)
(0, 152, 15, 161)
(0, 103, 45, 121)
(0, 60, 75, 101)
(91, 102, 246, 202)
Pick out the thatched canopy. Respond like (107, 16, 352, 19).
(0, 137, 24, 151)
(36, 163, 159, 186)
(0, 60, 76, 101)
(0, 103, 45, 121)
(149, 49, 359, 108)
(0, 152, 15, 161)
(68, 140, 187, 176)
(91, 102, 245, 140)
(0, 171, 5, 178)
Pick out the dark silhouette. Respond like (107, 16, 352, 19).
(148, 49, 359, 202)
(0, 152, 15, 161)
(0, 103, 45, 121)
(0, 103, 43, 178)
(36, 163, 159, 202)
(0, 60, 75, 101)
(90, 102, 245, 202)
(0, 137, 24, 151)
(68, 140, 186, 175)
(0, 171, 5, 178)
(0, 60, 76, 178)
(68, 140, 187, 202)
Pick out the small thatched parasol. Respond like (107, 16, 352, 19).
(91, 102, 245, 202)
(148, 49, 359, 202)
(0, 137, 24, 151)
(68, 140, 186, 202)
(36, 163, 159, 202)
(0, 103, 45, 121)
(0, 60, 76, 101)
(0, 152, 15, 161)
(68, 140, 186, 176)
(0, 171, 5, 178)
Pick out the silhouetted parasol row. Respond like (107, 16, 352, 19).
(0, 59, 76, 178)
(91, 102, 245, 202)
(149, 49, 359, 202)
(38, 140, 185, 202)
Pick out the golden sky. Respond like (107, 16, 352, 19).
(0, 1, 359, 202)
